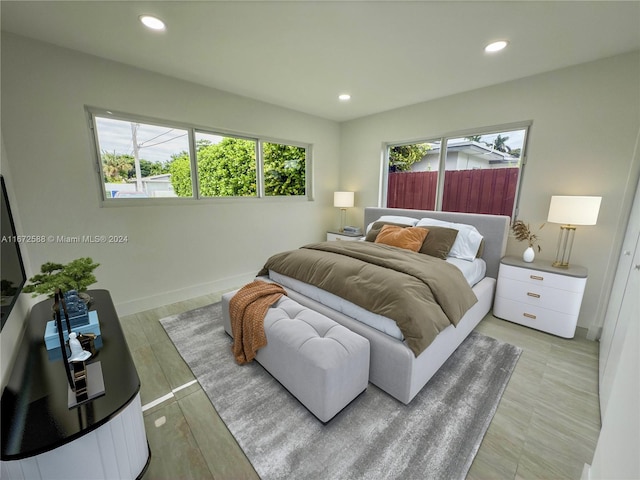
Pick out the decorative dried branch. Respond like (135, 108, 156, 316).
(512, 220, 544, 252)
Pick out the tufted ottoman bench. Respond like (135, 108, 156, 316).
(222, 290, 370, 422)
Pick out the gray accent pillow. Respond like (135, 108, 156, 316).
(418, 226, 459, 259)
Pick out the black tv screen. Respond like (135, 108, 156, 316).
(1, 175, 26, 330)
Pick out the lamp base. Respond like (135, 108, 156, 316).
(338, 208, 347, 233)
(552, 225, 576, 269)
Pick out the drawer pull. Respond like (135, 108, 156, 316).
(530, 275, 544, 281)
(523, 312, 537, 319)
(527, 292, 541, 298)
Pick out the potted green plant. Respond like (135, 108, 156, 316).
(512, 220, 544, 262)
(23, 257, 100, 302)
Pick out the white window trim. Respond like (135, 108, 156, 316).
(86, 106, 313, 205)
(381, 121, 532, 218)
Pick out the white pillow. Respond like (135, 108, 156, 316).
(378, 215, 419, 225)
(366, 215, 418, 233)
(416, 217, 483, 261)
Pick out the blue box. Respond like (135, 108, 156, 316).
(44, 310, 101, 351)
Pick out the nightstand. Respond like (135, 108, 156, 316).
(493, 256, 588, 338)
(326, 231, 364, 241)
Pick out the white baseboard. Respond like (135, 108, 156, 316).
(581, 463, 591, 480)
(113, 271, 256, 316)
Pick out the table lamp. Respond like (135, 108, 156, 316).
(547, 195, 601, 268)
(334, 191, 354, 232)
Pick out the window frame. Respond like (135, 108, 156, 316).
(382, 122, 531, 218)
(87, 107, 313, 205)
(193, 129, 260, 198)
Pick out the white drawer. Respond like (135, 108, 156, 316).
(493, 296, 578, 338)
(498, 264, 586, 293)
(495, 278, 585, 316)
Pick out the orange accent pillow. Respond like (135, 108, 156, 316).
(374, 225, 429, 252)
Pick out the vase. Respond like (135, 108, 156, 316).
(523, 246, 535, 263)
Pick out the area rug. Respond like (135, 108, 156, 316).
(160, 303, 521, 480)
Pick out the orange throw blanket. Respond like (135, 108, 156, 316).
(229, 280, 286, 365)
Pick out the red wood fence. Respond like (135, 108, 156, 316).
(387, 167, 518, 217)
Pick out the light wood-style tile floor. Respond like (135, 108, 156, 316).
(120, 291, 600, 480)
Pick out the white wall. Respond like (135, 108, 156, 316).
(0, 33, 340, 315)
(339, 51, 640, 331)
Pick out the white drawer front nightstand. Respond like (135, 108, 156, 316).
(493, 256, 587, 338)
(326, 231, 364, 241)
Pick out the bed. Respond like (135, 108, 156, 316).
(259, 207, 509, 404)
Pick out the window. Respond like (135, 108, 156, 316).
(94, 116, 191, 198)
(385, 126, 528, 217)
(89, 109, 310, 201)
(263, 142, 306, 196)
(387, 139, 441, 210)
(195, 132, 257, 197)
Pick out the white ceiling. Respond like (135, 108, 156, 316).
(2, 1, 639, 121)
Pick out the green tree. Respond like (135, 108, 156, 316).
(168, 138, 306, 197)
(389, 143, 431, 172)
(169, 138, 258, 197)
(196, 138, 213, 152)
(103, 152, 172, 184)
(102, 152, 134, 183)
(169, 153, 193, 197)
(492, 134, 511, 153)
(198, 138, 257, 196)
(138, 159, 171, 178)
(264, 143, 306, 196)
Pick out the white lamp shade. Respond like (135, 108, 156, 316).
(547, 195, 601, 225)
(334, 191, 354, 208)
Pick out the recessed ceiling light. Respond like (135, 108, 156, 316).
(485, 40, 508, 53)
(338, 94, 351, 101)
(139, 15, 166, 31)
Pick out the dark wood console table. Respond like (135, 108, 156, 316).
(1, 290, 149, 479)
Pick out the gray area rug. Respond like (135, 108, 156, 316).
(160, 302, 521, 480)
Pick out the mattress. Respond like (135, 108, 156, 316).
(267, 256, 486, 342)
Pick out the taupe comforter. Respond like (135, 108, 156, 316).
(258, 241, 478, 356)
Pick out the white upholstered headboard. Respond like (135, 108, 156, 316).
(364, 207, 509, 279)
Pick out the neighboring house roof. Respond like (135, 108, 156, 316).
(425, 140, 519, 164)
(142, 174, 172, 183)
(127, 174, 172, 183)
